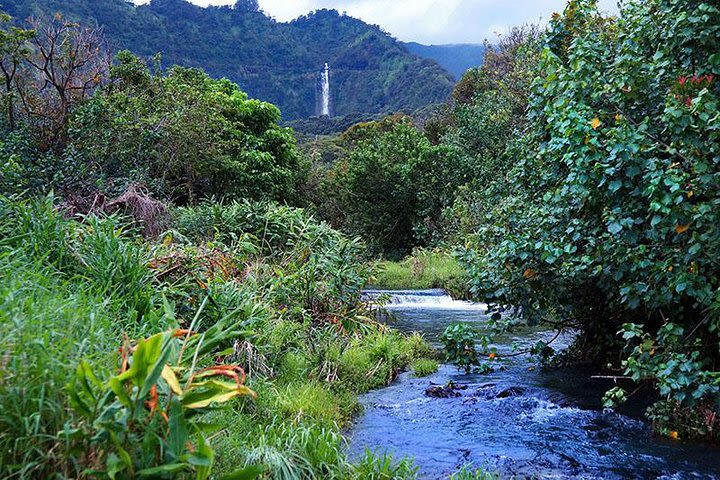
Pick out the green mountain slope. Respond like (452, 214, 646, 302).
(2, 0, 454, 120)
(404, 42, 486, 80)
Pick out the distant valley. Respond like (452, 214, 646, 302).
(404, 42, 486, 80)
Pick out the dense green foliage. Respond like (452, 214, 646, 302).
(0, 12, 304, 205)
(300, 0, 720, 442)
(70, 53, 304, 203)
(4, 0, 454, 120)
(0, 10, 437, 478)
(322, 115, 463, 258)
(452, 0, 720, 438)
(3, 0, 720, 471)
(312, 29, 542, 258)
(0, 195, 428, 478)
(440, 324, 481, 374)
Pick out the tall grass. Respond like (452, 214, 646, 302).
(0, 257, 106, 477)
(350, 450, 419, 479)
(372, 249, 469, 298)
(0, 196, 433, 478)
(0, 197, 166, 477)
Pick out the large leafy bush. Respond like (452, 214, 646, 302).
(329, 115, 462, 258)
(67, 52, 306, 204)
(459, 0, 720, 435)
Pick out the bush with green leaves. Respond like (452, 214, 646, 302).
(66, 52, 307, 204)
(66, 325, 260, 480)
(328, 115, 463, 258)
(457, 0, 720, 436)
(0, 16, 308, 205)
(440, 324, 481, 374)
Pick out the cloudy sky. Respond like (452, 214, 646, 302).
(133, 0, 619, 44)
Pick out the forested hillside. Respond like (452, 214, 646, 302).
(2, 0, 455, 119)
(3, 0, 720, 477)
(310, 0, 720, 445)
(0, 9, 436, 478)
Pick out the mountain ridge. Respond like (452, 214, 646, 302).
(2, 0, 455, 120)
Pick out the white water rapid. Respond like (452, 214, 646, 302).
(362, 289, 487, 310)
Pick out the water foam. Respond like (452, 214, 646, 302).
(363, 289, 487, 310)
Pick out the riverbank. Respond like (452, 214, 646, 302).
(372, 250, 471, 300)
(348, 289, 720, 479)
(0, 196, 436, 479)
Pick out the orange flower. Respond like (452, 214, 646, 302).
(172, 328, 195, 338)
(488, 353, 496, 360)
(146, 385, 159, 414)
(591, 117, 602, 130)
(668, 431, 679, 440)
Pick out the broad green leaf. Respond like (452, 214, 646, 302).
(219, 465, 266, 480)
(139, 464, 189, 476)
(182, 389, 250, 409)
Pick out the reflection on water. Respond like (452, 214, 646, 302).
(349, 290, 720, 479)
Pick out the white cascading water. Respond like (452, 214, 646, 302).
(362, 289, 487, 310)
(321, 63, 330, 116)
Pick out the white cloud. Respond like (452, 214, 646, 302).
(132, 0, 620, 44)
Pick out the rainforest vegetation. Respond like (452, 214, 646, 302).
(0, 0, 719, 478)
(2, 0, 455, 120)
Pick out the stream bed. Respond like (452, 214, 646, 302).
(348, 289, 720, 479)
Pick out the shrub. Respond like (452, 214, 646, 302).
(329, 116, 462, 258)
(457, 0, 720, 431)
(65, 327, 258, 479)
(68, 54, 307, 204)
(440, 324, 480, 374)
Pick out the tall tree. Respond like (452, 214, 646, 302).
(20, 14, 109, 150)
(0, 14, 34, 130)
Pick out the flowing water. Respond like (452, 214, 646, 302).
(320, 63, 330, 116)
(349, 289, 720, 479)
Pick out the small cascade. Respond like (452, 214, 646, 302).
(363, 289, 486, 310)
(320, 63, 330, 116)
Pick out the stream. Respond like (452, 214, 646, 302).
(348, 289, 720, 479)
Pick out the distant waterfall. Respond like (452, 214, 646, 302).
(319, 63, 330, 116)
